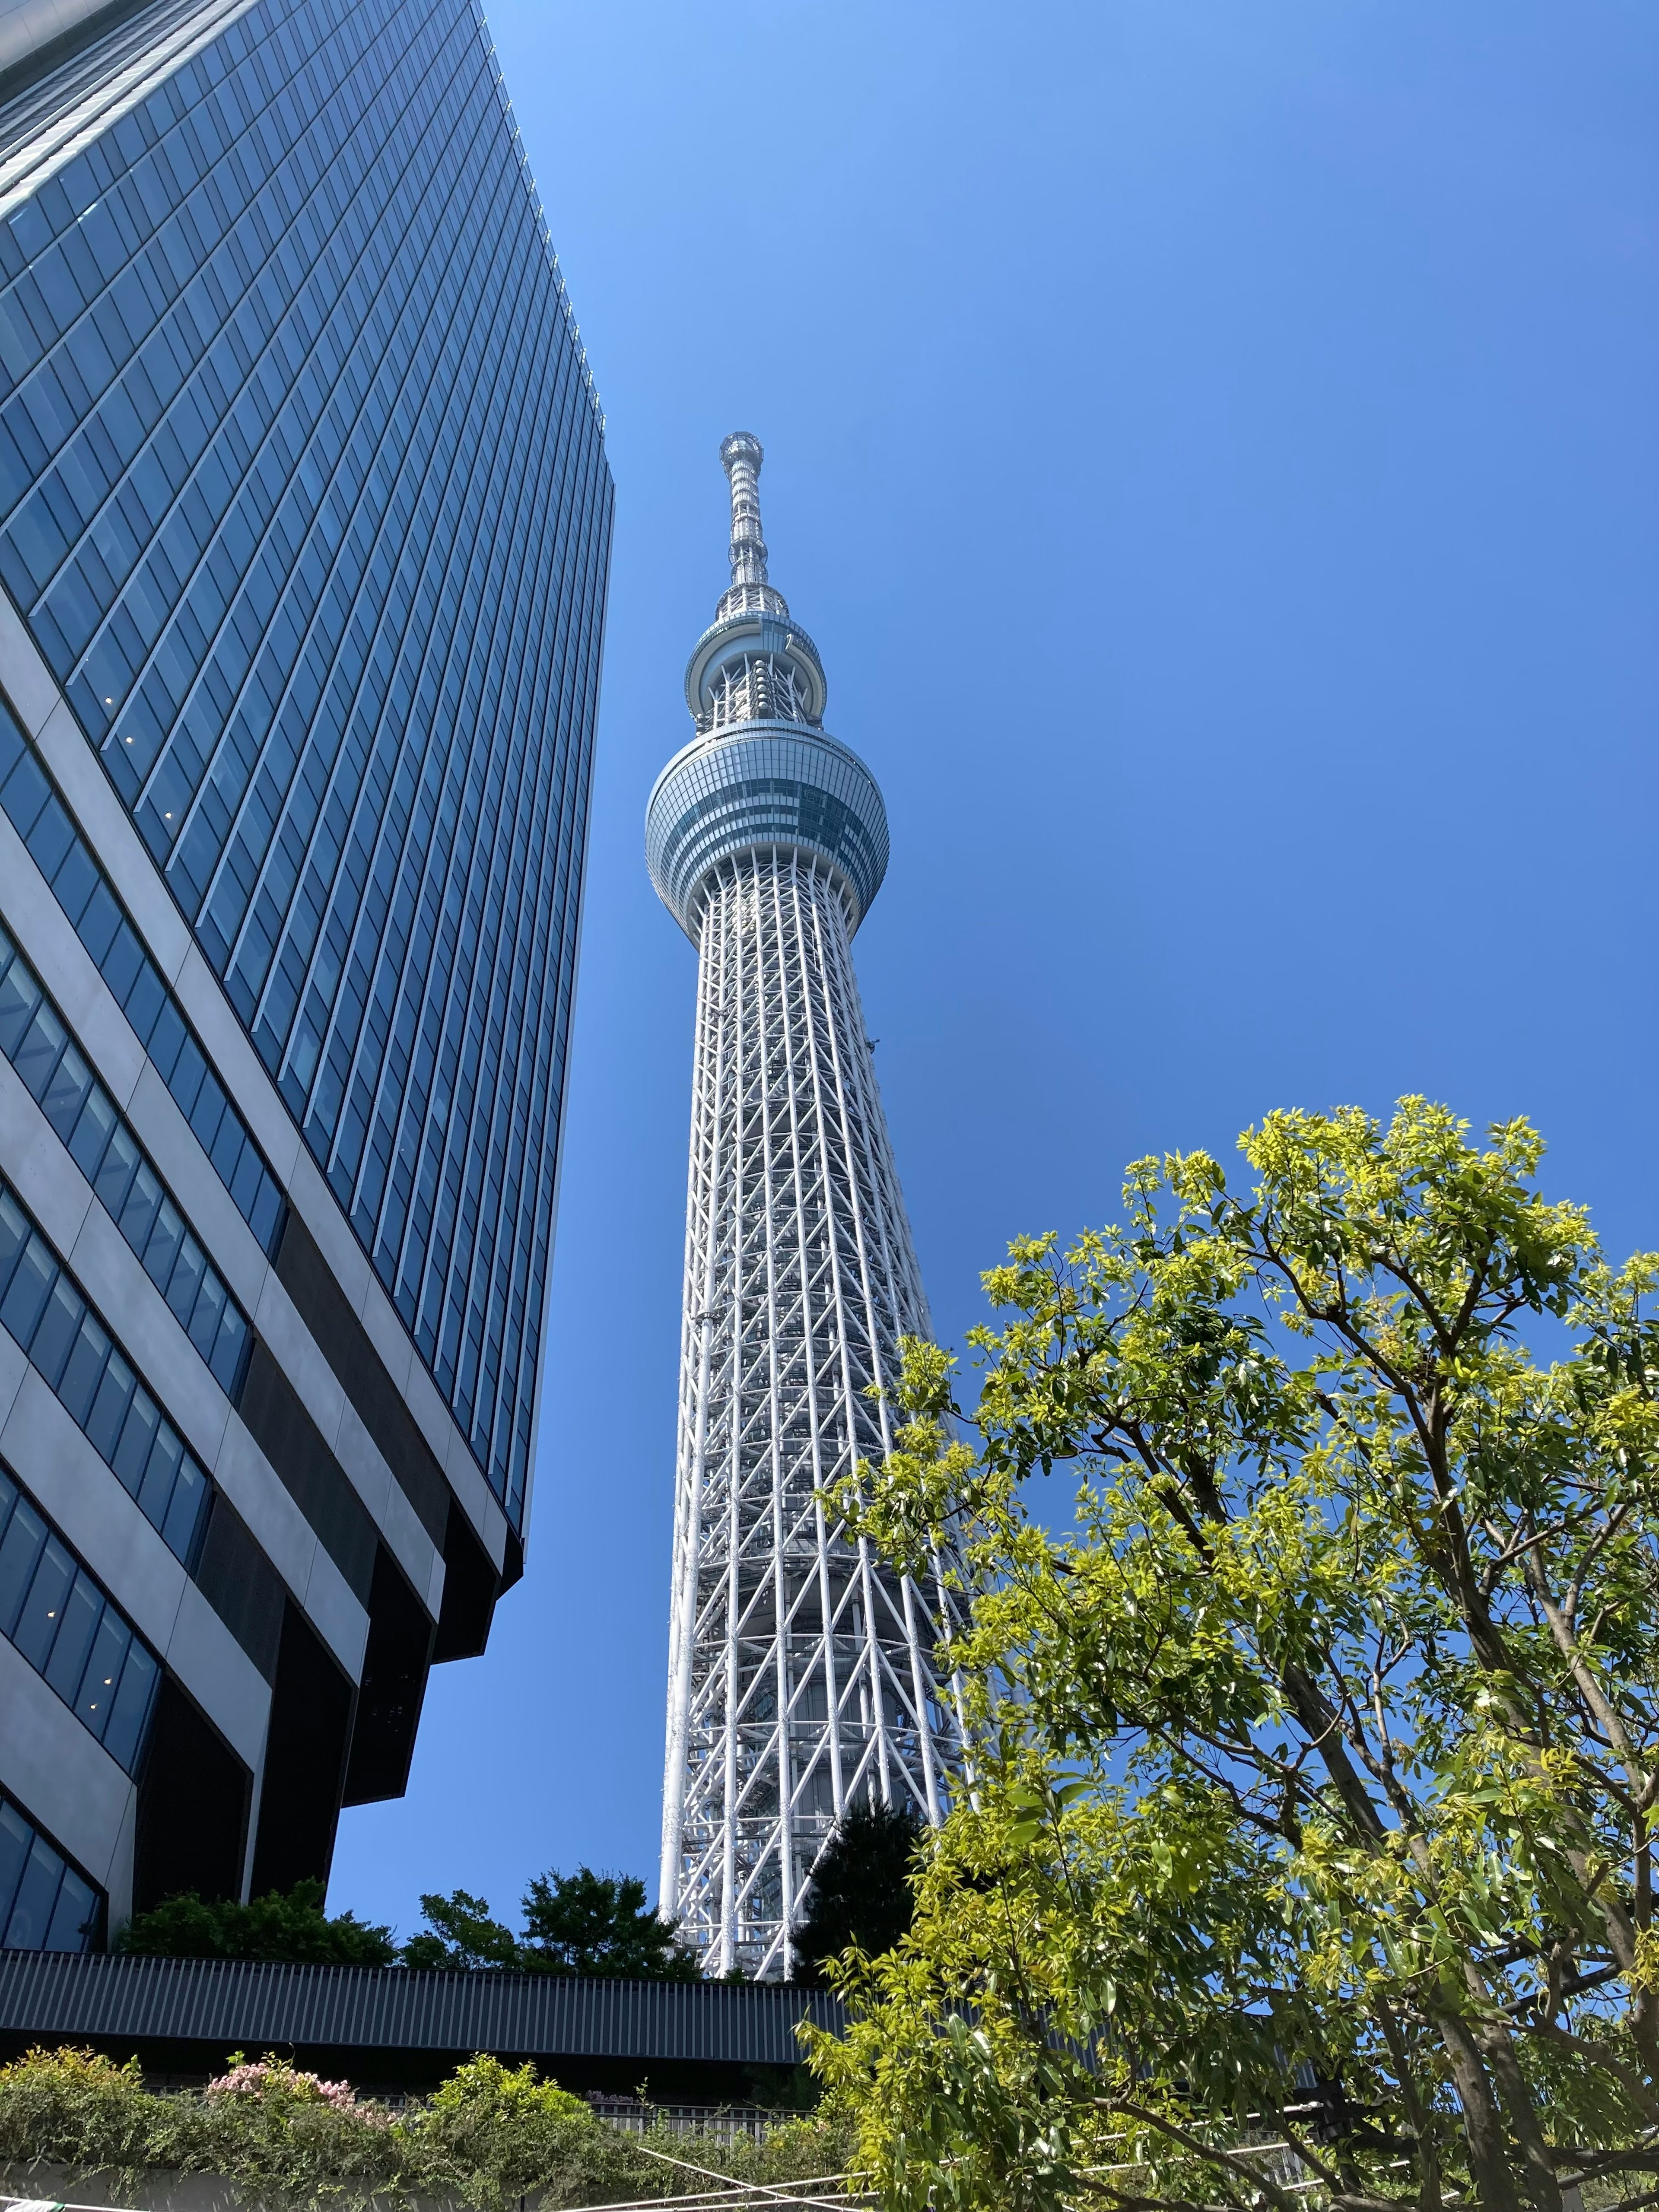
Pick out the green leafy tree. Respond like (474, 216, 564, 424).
(793, 1799, 924, 1984)
(399, 1889, 522, 1970)
(116, 1879, 394, 1964)
(519, 1867, 699, 1979)
(808, 1102, 1659, 2212)
(402, 1872, 697, 1979)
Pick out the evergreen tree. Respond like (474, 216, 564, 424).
(519, 1868, 698, 1979)
(402, 1871, 698, 1978)
(117, 1879, 394, 1964)
(792, 1799, 923, 1984)
(400, 1889, 521, 1970)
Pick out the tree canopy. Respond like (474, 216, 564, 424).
(116, 1879, 395, 1964)
(793, 1799, 925, 1985)
(399, 1888, 524, 1971)
(404, 1869, 698, 1979)
(520, 1867, 699, 1979)
(807, 1101, 1659, 2212)
(120, 1868, 696, 1980)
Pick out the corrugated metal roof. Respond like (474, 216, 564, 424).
(0, 1956, 849, 2064)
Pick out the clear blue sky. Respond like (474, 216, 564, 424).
(328, 0, 1659, 1941)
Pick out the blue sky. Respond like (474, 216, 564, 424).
(328, 0, 1659, 1940)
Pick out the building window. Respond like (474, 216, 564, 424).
(0, 696, 286, 1259)
(0, 1792, 101, 1954)
(0, 1175, 210, 1570)
(0, 920, 251, 1396)
(0, 1462, 159, 1773)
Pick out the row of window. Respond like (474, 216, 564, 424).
(0, 1792, 99, 1954)
(0, 918, 250, 1394)
(0, 693, 285, 1256)
(60, 23, 492, 787)
(0, 1174, 210, 1568)
(0, 0, 606, 1528)
(0, 1462, 159, 1773)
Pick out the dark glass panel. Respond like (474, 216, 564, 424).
(0, 1232, 57, 1348)
(44, 1865, 98, 1952)
(56, 1310, 111, 1427)
(12, 1528, 74, 1668)
(0, 1494, 46, 1636)
(75, 1606, 129, 1737)
(43, 1568, 101, 1700)
(4, 1835, 63, 1949)
(0, 1802, 30, 1928)
(29, 1273, 84, 1388)
(102, 1636, 158, 1770)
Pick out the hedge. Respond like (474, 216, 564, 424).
(0, 2046, 855, 2210)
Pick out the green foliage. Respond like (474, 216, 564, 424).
(118, 1870, 696, 1982)
(404, 1870, 698, 1979)
(793, 1799, 924, 1985)
(116, 1880, 395, 1965)
(399, 1889, 521, 1970)
(400, 2054, 623, 2205)
(0, 2047, 394, 2206)
(0, 2045, 153, 2172)
(0, 2044, 854, 2211)
(809, 1102, 1659, 2212)
(520, 1867, 700, 1979)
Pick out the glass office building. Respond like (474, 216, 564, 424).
(0, 0, 610, 1945)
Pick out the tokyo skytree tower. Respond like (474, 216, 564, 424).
(648, 435, 960, 1978)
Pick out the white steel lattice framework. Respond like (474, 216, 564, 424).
(647, 434, 961, 1979)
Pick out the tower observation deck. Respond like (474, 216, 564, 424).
(648, 435, 961, 1978)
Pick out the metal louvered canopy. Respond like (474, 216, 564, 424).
(0, 1953, 848, 2073)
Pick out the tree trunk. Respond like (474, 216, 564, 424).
(1432, 2010, 1523, 2212)
(1478, 2018, 1561, 2212)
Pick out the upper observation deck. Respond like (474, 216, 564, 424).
(646, 434, 890, 939)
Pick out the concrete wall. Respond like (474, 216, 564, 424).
(0, 0, 118, 78)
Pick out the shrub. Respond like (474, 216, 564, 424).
(0, 2045, 153, 2173)
(0, 2044, 858, 2209)
(207, 2057, 374, 2116)
(400, 2054, 634, 2209)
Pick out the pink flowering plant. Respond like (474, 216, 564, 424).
(207, 2055, 371, 2117)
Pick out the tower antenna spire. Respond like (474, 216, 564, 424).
(720, 431, 768, 590)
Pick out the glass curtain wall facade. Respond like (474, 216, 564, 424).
(0, 0, 610, 1946)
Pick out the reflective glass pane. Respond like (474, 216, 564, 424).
(0, 1802, 29, 1927)
(3, 1834, 61, 1949)
(0, 958, 40, 1055)
(160, 1452, 205, 1560)
(40, 1039, 92, 1139)
(75, 1605, 128, 1739)
(102, 1636, 157, 1771)
(67, 1081, 118, 1181)
(29, 1272, 83, 1388)
(11, 1528, 73, 1668)
(43, 1568, 100, 1699)
(118, 1159, 163, 1251)
(84, 1348, 135, 1461)
(56, 1310, 111, 1426)
(0, 1232, 55, 1347)
(12, 999, 64, 1101)
(44, 1865, 97, 1952)
(142, 1192, 183, 1293)
(0, 1494, 46, 1636)
(93, 1118, 142, 1216)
